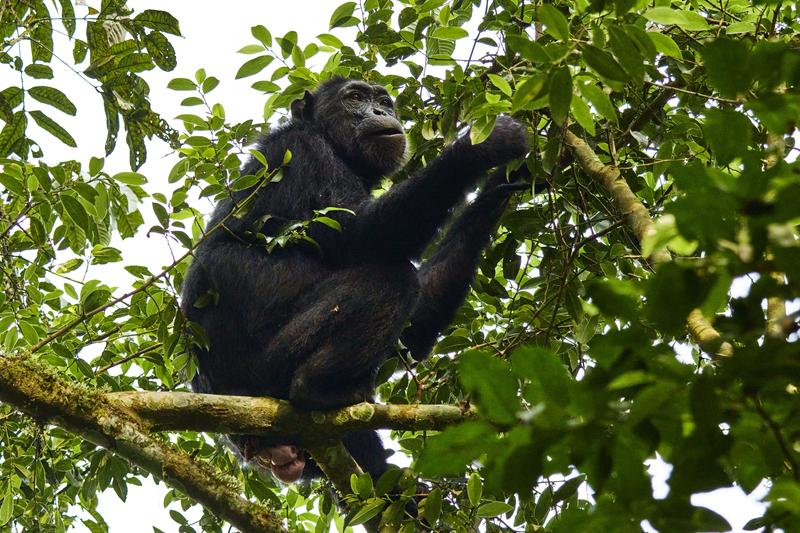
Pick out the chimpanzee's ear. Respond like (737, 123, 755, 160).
(290, 91, 315, 123)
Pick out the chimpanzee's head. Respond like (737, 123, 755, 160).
(290, 77, 407, 182)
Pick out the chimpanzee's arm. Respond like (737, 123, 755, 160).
(400, 169, 526, 360)
(347, 117, 527, 260)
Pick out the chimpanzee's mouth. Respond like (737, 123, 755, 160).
(367, 128, 404, 138)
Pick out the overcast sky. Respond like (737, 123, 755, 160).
(31, 1, 770, 531)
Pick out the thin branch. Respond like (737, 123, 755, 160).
(29, 169, 280, 354)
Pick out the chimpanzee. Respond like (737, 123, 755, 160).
(181, 77, 528, 484)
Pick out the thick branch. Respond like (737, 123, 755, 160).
(109, 391, 476, 437)
(0, 355, 287, 533)
(564, 129, 734, 358)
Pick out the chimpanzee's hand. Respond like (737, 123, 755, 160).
(470, 115, 529, 168)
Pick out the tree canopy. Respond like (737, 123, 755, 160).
(1, 0, 799, 531)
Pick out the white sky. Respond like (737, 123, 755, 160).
(15, 0, 771, 531)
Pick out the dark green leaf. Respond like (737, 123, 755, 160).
(548, 67, 572, 125)
(24, 64, 54, 79)
(421, 488, 442, 524)
(30, 110, 76, 147)
(134, 10, 181, 35)
(60, 193, 89, 232)
(581, 45, 629, 82)
(144, 32, 177, 71)
(511, 346, 572, 404)
(538, 5, 569, 41)
(28, 86, 77, 115)
(348, 499, 385, 526)
(459, 350, 518, 425)
(330, 2, 357, 29)
(58, 0, 76, 36)
(702, 38, 752, 97)
(417, 421, 498, 476)
(0, 111, 26, 157)
(704, 109, 752, 165)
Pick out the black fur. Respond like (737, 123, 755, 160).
(182, 77, 528, 482)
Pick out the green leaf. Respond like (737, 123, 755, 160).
(60, 193, 89, 232)
(647, 32, 682, 59)
(236, 55, 274, 79)
(349, 499, 386, 526)
(548, 67, 572, 125)
(0, 111, 26, 157)
(58, 0, 75, 36)
(144, 31, 177, 71)
(168, 78, 196, 91)
(0, 482, 13, 526)
(251, 25, 272, 47)
(31, 3, 53, 62)
(134, 10, 181, 35)
(507, 35, 550, 63)
(432, 27, 469, 40)
(538, 5, 570, 41)
(24, 64, 54, 79)
(553, 475, 585, 503)
(511, 346, 572, 404)
(459, 350, 518, 425)
(467, 473, 482, 506)
(570, 96, 595, 135)
(30, 110, 76, 147)
(417, 421, 498, 476)
(28, 86, 77, 115)
(476, 501, 513, 518)
(0, 173, 26, 196)
(702, 38, 752, 98)
(317, 33, 344, 48)
(329, 2, 357, 29)
(488, 74, 512, 97)
(238, 44, 265, 54)
(608, 25, 644, 83)
(113, 172, 148, 186)
(421, 488, 442, 524)
(704, 109, 752, 165)
(470, 115, 496, 145)
(581, 45, 629, 83)
(643, 7, 710, 31)
(82, 289, 111, 312)
(511, 75, 547, 112)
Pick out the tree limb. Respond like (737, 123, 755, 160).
(563, 129, 734, 359)
(108, 391, 476, 436)
(0, 354, 287, 533)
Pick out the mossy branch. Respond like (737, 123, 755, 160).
(0, 354, 286, 533)
(563, 129, 734, 359)
(0, 355, 476, 530)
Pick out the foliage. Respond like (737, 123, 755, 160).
(1, 0, 800, 531)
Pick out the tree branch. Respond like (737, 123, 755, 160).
(108, 391, 476, 436)
(563, 129, 734, 359)
(0, 355, 287, 533)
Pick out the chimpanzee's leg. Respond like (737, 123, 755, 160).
(275, 262, 419, 409)
(238, 263, 417, 481)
